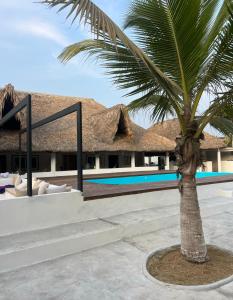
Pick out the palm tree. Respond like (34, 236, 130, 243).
(43, 0, 233, 263)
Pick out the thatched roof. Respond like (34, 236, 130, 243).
(0, 85, 174, 153)
(152, 119, 226, 150)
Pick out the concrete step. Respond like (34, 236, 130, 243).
(0, 219, 122, 274)
(0, 197, 233, 274)
(0, 206, 180, 274)
(102, 205, 179, 238)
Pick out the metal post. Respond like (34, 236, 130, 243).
(26, 95, 32, 196)
(18, 132, 22, 175)
(77, 102, 83, 192)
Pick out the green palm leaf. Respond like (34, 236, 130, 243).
(45, 0, 233, 136)
(42, 0, 182, 97)
(210, 117, 233, 136)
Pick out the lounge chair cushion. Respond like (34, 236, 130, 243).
(66, 186, 72, 192)
(38, 181, 49, 195)
(14, 175, 22, 187)
(0, 172, 9, 178)
(16, 181, 27, 191)
(46, 184, 67, 194)
(7, 187, 39, 197)
(32, 179, 42, 189)
(0, 177, 14, 186)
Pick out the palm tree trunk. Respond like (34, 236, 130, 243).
(175, 125, 208, 263)
(180, 174, 208, 262)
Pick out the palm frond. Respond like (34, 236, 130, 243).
(59, 39, 160, 96)
(128, 93, 176, 123)
(42, 0, 182, 97)
(210, 117, 233, 136)
(124, 0, 223, 101)
(195, 91, 233, 137)
(193, 1, 233, 100)
(59, 39, 183, 117)
(44, 0, 233, 137)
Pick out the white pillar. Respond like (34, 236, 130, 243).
(165, 152, 170, 170)
(51, 153, 56, 174)
(95, 155, 100, 169)
(217, 149, 222, 172)
(131, 152, 136, 168)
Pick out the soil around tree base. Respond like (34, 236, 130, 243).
(147, 245, 233, 286)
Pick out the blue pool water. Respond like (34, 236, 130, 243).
(86, 172, 232, 185)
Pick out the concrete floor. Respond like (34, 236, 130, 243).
(1, 198, 233, 300)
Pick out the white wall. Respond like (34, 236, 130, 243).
(144, 156, 159, 165)
(197, 161, 213, 172)
(0, 191, 83, 236)
(221, 161, 233, 172)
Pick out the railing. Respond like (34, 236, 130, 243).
(0, 95, 83, 196)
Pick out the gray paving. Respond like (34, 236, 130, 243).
(0, 212, 233, 298)
(1, 183, 233, 299)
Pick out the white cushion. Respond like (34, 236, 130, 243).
(46, 184, 67, 194)
(38, 181, 49, 195)
(14, 187, 39, 197)
(0, 172, 9, 178)
(16, 181, 27, 191)
(0, 177, 14, 186)
(14, 175, 22, 187)
(14, 188, 27, 197)
(65, 186, 72, 192)
(32, 180, 42, 189)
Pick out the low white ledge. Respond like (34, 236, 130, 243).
(0, 190, 84, 236)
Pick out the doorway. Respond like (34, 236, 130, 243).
(108, 155, 119, 168)
(0, 155, 7, 172)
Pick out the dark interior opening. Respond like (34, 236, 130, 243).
(62, 154, 77, 171)
(0, 155, 7, 172)
(158, 157, 165, 170)
(108, 155, 119, 168)
(1, 96, 21, 130)
(115, 112, 127, 137)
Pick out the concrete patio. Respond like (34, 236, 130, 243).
(1, 183, 233, 299)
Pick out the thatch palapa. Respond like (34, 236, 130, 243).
(152, 119, 226, 150)
(0, 84, 174, 153)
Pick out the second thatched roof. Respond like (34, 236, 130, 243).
(151, 119, 226, 150)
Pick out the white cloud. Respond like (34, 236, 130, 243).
(49, 52, 104, 79)
(14, 19, 70, 47)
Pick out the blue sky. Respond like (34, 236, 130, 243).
(0, 0, 153, 128)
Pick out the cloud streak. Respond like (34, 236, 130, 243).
(14, 19, 70, 47)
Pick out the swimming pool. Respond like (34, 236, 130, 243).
(86, 172, 233, 185)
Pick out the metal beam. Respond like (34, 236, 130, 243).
(77, 102, 83, 192)
(20, 103, 80, 133)
(20, 102, 84, 192)
(0, 98, 27, 127)
(26, 95, 32, 196)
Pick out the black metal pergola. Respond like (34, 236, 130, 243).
(0, 94, 83, 196)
